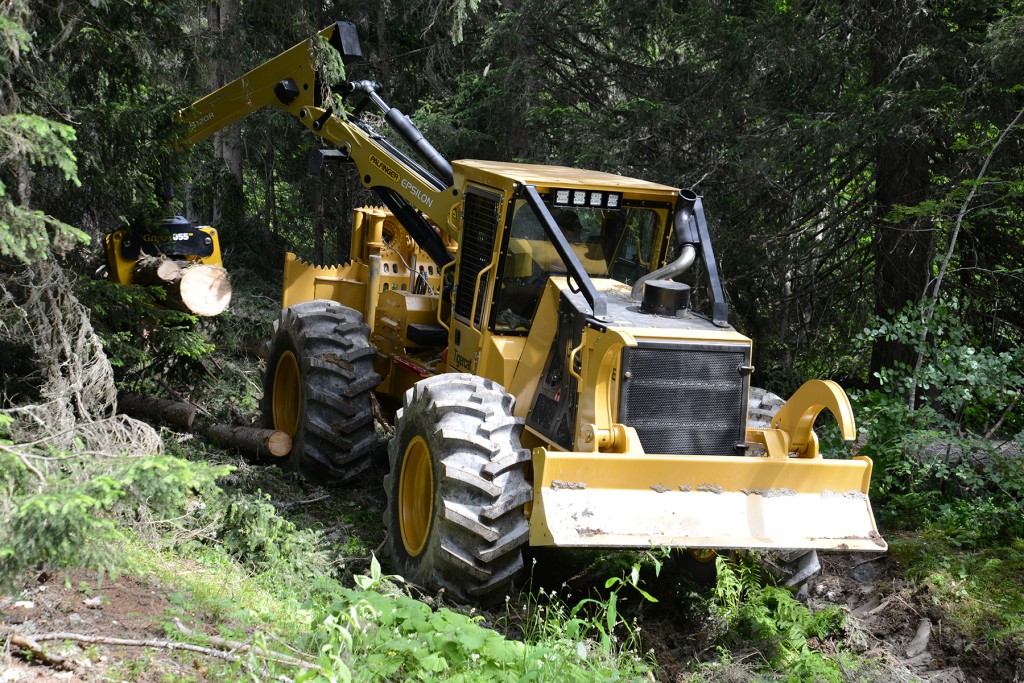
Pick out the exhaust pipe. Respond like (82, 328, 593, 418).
(631, 189, 699, 300)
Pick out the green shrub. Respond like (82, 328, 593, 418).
(218, 493, 333, 582)
(708, 555, 849, 682)
(853, 296, 1024, 543)
(0, 452, 232, 587)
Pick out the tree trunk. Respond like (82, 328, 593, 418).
(207, 0, 243, 225)
(207, 423, 292, 458)
(313, 191, 325, 265)
(865, 2, 936, 385)
(118, 393, 197, 429)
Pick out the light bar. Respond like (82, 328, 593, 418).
(551, 188, 624, 210)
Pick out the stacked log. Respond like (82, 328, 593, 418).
(132, 256, 232, 317)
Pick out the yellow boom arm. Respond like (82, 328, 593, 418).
(174, 22, 460, 263)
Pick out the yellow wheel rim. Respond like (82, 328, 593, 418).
(272, 350, 301, 435)
(690, 549, 718, 564)
(399, 435, 433, 557)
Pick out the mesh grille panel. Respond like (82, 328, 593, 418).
(453, 190, 500, 323)
(619, 342, 748, 455)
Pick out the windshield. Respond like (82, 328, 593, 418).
(493, 198, 665, 332)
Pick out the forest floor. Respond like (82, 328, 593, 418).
(3, 455, 1021, 682)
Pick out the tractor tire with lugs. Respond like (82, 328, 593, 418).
(384, 373, 532, 603)
(261, 300, 380, 484)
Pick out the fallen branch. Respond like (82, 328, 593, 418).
(118, 393, 197, 430)
(9, 629, 314, 672)
(273, 492, 331, 511)
(8, 634, 73, 670)
(173, 618, 314, 667)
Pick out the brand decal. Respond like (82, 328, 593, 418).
(188, 112, 215, 132)
(143, 232, 193, 243)
(401, 178, 434, 209)
(453, 348, 473, 371)
(369, 153, 400, 182)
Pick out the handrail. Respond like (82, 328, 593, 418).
(468, 261, 495, 333)
(436, 260, 454, 333)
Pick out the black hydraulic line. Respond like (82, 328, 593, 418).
(372, 187, 453, 268)
(692, 196, 729, 326)
(346, 80, 454, 188)
(524, 185, 607, 319)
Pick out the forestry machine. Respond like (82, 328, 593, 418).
(176, 22, 885, 600)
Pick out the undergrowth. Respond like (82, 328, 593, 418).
(689, 555, 856, 682)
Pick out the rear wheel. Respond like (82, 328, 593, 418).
(261, 300, 380, 484)
(384, 374, 532, 603)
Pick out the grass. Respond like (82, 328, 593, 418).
(889, 533, 1024, 650)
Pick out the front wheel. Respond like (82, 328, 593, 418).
(384, 374, 532, 603)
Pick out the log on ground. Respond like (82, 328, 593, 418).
(208, 424, 292, 458)
(117, 393, 198, 429)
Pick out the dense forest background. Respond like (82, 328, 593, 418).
(4, 0, 1024, 393)
(2, 1, 1024, 680)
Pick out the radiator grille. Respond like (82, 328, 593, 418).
(619, 342, 749, 455)
(453, 189, 500, 324)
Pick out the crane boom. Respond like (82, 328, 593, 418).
(174, 21, 458, 266)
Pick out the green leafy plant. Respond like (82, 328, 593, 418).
(0, 453, 233, 587)
(708, 554, 849, 681)
(851, 295, 1024, 544)
(218, 493, 332, 582)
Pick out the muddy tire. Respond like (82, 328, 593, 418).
(261, 300, 380, 484)
(384, 374, 531, 603)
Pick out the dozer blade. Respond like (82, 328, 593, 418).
(529, 450, 886, 551)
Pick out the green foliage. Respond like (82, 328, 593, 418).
(0, 112, 89, 261)
(300, 559, 653, 683)
(862, 296, 1024, 430)
(218, 493, 332, 581)
(77, 277, 214, 383)
(854, 296, 1024, 545)
(0, 452, 232, 587)
(707, 555, 849, 682)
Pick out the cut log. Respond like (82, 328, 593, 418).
(132, 255, 182, 285)
(165, 263, 233, 317)
(118, 392, 197, 429)
(208, 423, 292, 458)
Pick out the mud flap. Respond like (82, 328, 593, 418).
(529, 449, 887, 552)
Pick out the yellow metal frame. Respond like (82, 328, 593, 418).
(103, 227, 223, 285)
(272, 350, 301, 435)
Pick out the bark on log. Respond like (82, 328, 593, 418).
(118, 392, 197, 429)
(132, 255, 182, 285)
(208, 423, 292, 458)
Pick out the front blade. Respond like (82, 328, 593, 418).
(529, 450, 886, 551)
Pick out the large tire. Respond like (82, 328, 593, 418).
(261, 300, 380, 484)
(384, 374, 532, 603)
